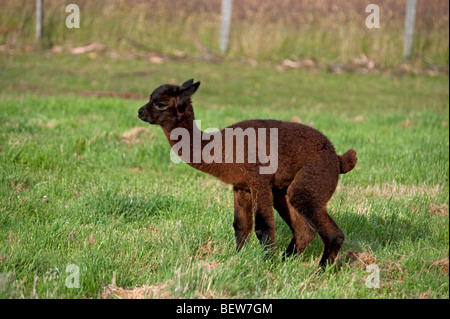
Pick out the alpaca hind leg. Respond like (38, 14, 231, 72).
(287, 166, 344, 267)
(273, 189, 316, 259)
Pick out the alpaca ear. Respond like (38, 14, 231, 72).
(179, 81, 200, 102)
(177, 81, 200, 116)
(181, 79, 194, 88)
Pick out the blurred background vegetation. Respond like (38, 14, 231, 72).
(0, 1, 448, 299)
(0, 0, 448, 69)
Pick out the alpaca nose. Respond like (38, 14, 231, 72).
(138, 107, 145, 118)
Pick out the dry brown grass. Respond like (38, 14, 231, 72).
(1, 0, 448, 67)
(430, 258, 449, 275)
(337, 248, 377, 269)
(336, 183, 442, 200)
(334, 183, 446, 219)
(195, 240, 220, 259)
(429, 204, 449, 217)
(101, 257, 224, 299)
(102, 283, 172, 299)
(121, 126, 151, 146)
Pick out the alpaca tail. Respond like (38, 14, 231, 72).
(339, 149, 357, 174)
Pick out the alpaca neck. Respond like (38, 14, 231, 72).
(161, 112, 221, 176)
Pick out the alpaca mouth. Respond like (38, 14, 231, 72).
(138, 116, 153, 124)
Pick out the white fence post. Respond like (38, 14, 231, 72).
(220, 0, 233, 54)
(36, 0, 43, 39)
(403, 0, 417, 61)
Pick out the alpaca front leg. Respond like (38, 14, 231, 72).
(233, 187, 253, 251)
(251, 186, 275, 249)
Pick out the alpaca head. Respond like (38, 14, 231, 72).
(138, 79, 200, 130)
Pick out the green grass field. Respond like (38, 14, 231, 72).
(0, 52, 448, 299)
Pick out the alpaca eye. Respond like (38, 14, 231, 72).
(154, 102, 167, 109)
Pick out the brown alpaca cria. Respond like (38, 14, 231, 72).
(138, 79, 357, 267)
